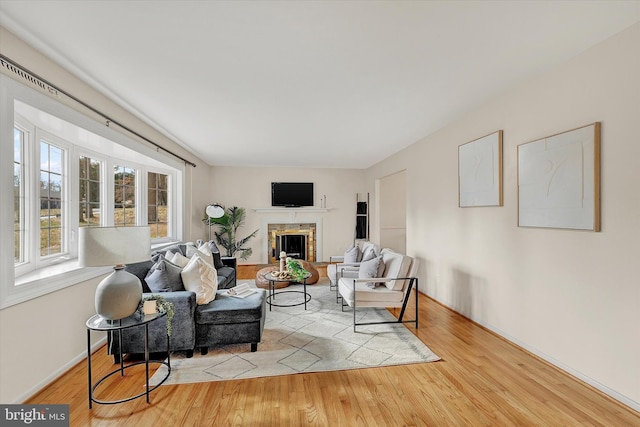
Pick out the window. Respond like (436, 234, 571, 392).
(114, 165, 137, 227)
(2, 76, 184, 309)
(39, 139, 65, 257)
(148, 172, 169, 238)
(79, 156, 102, 227)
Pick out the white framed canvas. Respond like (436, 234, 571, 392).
(458, 130, 503, 207)
(518, 123, 601, 231)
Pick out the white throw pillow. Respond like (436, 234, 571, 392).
(196, 243, 215, 267)
(359, 255, 385, 288)
(181, 254, 218, 305)
(170, 251, 190, 268)
(343, 244, 360, 264)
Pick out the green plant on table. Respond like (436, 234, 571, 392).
(139, 295, 175, 336)
(286, 258, 309, 282)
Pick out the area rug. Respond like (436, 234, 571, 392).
(150, 280, 440, 385)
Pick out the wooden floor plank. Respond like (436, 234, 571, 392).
(25, 285, 639, 426)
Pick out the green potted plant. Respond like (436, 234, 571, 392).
(205, 205, 258, 260)
(286, 258, 309, 282)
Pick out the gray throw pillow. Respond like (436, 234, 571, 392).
(344, 244, 360, 264)
(145, 258, 185, 292)
(359, 255, 384, 288)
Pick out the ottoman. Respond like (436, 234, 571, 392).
(195, 288, 267, 354)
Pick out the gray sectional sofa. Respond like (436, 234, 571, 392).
(108, 240, 266, 363)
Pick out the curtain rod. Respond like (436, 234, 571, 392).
(0, 53, 197, 168)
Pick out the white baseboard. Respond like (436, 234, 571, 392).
(14, 336, 107, 404)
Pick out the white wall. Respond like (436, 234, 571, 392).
(208, 166, 366, 263)
(0, 26, 212, 403)
(365, 24, 640, 408)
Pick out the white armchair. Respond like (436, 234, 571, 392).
(338, 249, 419, 332)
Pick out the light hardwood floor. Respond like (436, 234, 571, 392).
(27, 279, 639, 426)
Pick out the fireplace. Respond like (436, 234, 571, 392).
(268, 223, 316, 263)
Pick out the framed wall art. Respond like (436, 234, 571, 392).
(517, 122, 600, 231)
(458, 130, 503, 207)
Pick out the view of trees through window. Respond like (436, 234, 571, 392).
(79, 156, 102, 227)
(39, 140, 63, 257)
(114, 165, 136, 226)
(148, 172, 168, 238)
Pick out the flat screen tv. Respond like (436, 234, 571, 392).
(271, 182, 314, 207)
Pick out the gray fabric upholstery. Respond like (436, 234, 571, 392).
(114, 242, 243, 359)
(195, 289, 267, 351)
(196, 291, 264, 324)
(109, 291, 197, 355)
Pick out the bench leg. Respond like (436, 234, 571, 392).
(186, 350, 193, 358)
(200, 347, 208, 356)
(251, 343, 257, 352)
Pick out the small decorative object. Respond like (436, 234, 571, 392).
(227, 283, 257, 298)
(279, 251, 287, 272)
(143, 300, 157, 315)
(459, 130, 503, 207)
(518, 123, 600, 231)
(139, 295, 175, 336)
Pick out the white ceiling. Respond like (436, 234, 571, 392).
(1, 1, 638, 169)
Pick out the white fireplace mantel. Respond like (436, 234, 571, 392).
(254, 208, 327, 263)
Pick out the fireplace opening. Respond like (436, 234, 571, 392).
(268, 223, 316, 263)
(277, 234, 307, 260)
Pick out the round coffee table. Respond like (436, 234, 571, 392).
(264, 271, 311, 311)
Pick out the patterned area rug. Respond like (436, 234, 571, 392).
(150, 280, 440, 385)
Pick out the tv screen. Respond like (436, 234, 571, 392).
(271, 182, 314, 207)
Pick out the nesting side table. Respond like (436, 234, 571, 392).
(86, 312, 171, 408)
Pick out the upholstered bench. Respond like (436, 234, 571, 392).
(195, 288, 267, 354)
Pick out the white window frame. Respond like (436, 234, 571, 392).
(146, 168, 174, 243)
(13, 117, 32, 274)
(34, 129, 73, 268)
(77, 148, 108, 229)
(1, 75, 184, 310)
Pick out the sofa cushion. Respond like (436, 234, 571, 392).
(181, 254, 218, 305)
(381, 250, 412, 291)
(216, 266, 236, 288)
(145, 257, 185, 292)
(338, 278, 405, 305)
(195, 290, 265, 324)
